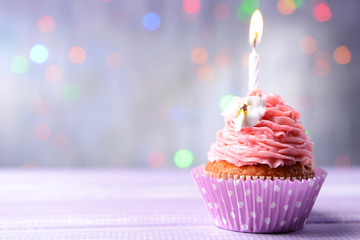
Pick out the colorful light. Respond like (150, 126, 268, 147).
(334, 155, 351, 171)
(191, 47, 208, 65)
(148, 151, 166, 168)
(63, 84, 81, 102)
(237, 0, 259, 22)
(52, 132, 70, 148)
(168, 105, 185, 122)
(313, 51, 331, 78)
(214, 55, 230, 69)
(37, 15, 56, 33)
(213, 4, 230, 21)
(300, 36, 317, 55)
(33, 123, 51, 141)
(30, 44, 49, 63)
(197, 65, 214, 82)
(293, 0, 303, 8)
(44, 65, 62, 82)
(68, 46, 86, 64)
(143, 13, 161, 31)
(313, 3, 332, 22)
(242, 52, 251, 69)
(277, 0, 296, 15)
(106, 52, 123, 69)
(219, 94, 235, 111)
(11, 56, 29, 74)
(183, 0, 201, 15)
(333, 46, 351, 65)
(174, 149, 194, 168)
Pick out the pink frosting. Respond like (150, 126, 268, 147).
(208, 90, 314, 168)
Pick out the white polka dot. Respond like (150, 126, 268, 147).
(207, 202, 213, 209)
(195, 174, 199, 178)
(274, 185, 280, 192)
(214, 203, 220, 210)
(262, 182, 268, 189)
(214, 219, 219, 226)
(230, 211, 236, 218)
(233, 179, 240, 186)
(212, 184, 217, 190)
(280, 220, 286, 227)
(264, 217, 271, 224)
(288, 190, 293, 195)
(250, 211, 256, 218)
(217, 178, 224, 182)
(296, 201, 302, 208)
(242, 224, 248, 230)
(238, 201, 244, 208)
(245, 189, 251, 196)
(308, 180, 314, 187)
(270, 202, 276, 208)
(228, 190, 233, 197)
(256, 196, 263, 203)
(201, 188, 206, 194)
(284, 205, 289, 211)
(294, 217, 298, 222)
(222, 217, 227, 224)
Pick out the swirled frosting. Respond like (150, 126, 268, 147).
(208, 90, 314, 168)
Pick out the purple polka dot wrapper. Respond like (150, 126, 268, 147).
(191, 165, 327, 233)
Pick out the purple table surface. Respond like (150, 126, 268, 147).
(0, 167, 358, 240)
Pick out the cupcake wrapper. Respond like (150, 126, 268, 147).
(191, 165, 327, 233)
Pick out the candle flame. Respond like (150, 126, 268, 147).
(249, 9, 263, 48)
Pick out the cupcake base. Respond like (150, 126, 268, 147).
(191, 165, 327, 233)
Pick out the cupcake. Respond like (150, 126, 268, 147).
(191, 89, 327, 233)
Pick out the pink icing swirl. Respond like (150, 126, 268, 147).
(208, 90, 314, 168)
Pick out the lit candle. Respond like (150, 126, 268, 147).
(248, 10, 263, 92)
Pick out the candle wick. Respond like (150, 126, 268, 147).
(253, 32, 258, 49)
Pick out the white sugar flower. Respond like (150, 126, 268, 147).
(221, 96, 266, 131)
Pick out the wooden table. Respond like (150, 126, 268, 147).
(0, 167, 358, 239)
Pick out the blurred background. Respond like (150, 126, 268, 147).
(0, 0, 357, 168)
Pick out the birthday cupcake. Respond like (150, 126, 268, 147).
(191, 89, 327, 233)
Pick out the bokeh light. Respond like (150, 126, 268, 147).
(300, 36, 317, 55)
(33, 123, 51, 141)
(37, 15, 56, 33)
(68, 46, 86, 64)
(313, 50, 331, 78)
(277, 0, 296, 15)
(213, 4, 230, 21)
(30, 44, 49, 63)
(52, 132, 70, 148)
(242, 52, 251, 69)
(11, 56, 29, 74)
(183, 0, 201, 15)
(191, 47, 208, 65)
(313, 3, 332, 22)
(219, 94, 235, 111)
(293, 0, 303, 8)
(63, 84, 81, 102)
(334, 155, 351, 171)
(214, 55, 230, 69)
(333, 46, 351, 65)
(174, 149, 193, 168)
(148, 151, 166, 168)
(168, 105, 185, 122)
(106, 52, 123, 69)
(197, 65, 214, 82)
(143, 13, 161, 31)
(236, 0, 259, 22)
(44, 65, 62, 82)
